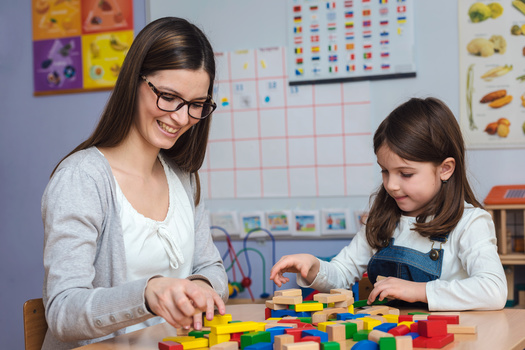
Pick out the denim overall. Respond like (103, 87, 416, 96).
(367, 235, 449, 285)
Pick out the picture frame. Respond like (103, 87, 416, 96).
(239, 211, 267, 238)
(265, 210, 293, 236)
(292, 210, 320, 236)
(210, 211, 240, 238)
(321, 208, 352, 235)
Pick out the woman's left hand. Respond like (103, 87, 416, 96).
(367, 277, 428, 305)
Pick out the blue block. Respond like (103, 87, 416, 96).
(336, 313, 356, 320)
(354, 314, 369, 318)
(406, 332, 420, 339)
(266, 326, 292, 342)
(351, 340, 378, 350)
(244, 343, 273, 350)
(302, 329, 328, 343)
(373, 323, 397, 332)
(271, 309, 298, 318)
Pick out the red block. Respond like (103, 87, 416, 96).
(300, 336, 321, 343)
(427, 315, 459, 325)
(412, 336, 429, 348)
(297, 322, 316, 330)
(410, 322, 418, 333)
(419, 320, 448, 338)
(265, 307, 272, 320)
(427, 333, 454, 348)
(398, 315, 414, 322)
(159, 341, 183, 350)
(285, 328, 304, 342)
(230, 332, 242, 346)
(387, 324, 410, 336)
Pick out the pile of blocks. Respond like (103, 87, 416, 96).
(158, 288, 477, 350)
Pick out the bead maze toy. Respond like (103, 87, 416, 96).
(158, 288, 477, 350)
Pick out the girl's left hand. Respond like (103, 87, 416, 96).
(367, 277, 428, 305)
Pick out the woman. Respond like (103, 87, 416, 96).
(41, 17, 228, 350)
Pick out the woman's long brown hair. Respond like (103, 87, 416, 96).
(365, 97, 482, 249)
(52, 17, 216, 205)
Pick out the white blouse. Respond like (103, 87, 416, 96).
(113, 155, 195, 332)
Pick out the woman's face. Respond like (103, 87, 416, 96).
(134, 68, 210, 151)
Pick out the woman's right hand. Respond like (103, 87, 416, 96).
(144, 277, 225, 330)
(269, 254, 320, 287)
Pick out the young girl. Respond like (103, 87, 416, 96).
(41, 17, 228, 350)
(270, 97, 507, 311)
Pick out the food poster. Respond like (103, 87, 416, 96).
(33, 0, 82, 41)
(459, 1, 525, 148)
(32, 0, 133, 95)
(82, 30, 133, 88)
(33, 36, 83, 92)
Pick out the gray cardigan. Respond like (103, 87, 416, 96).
(41, 147, 228, 350)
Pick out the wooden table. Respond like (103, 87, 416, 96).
(75, 304, 525, 350)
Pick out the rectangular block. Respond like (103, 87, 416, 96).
(159, 341, 183, 350)
(273, 296, 303, 305)
(283, 341, 320, 350)
(205, 314, 233, 327)
(314, 293, 347, 304)
(211, 322, 260, 335)
(446, 324, 477, 334)
(395, 335, 413, 350)
(274, 334, 294, 350)
(275, 289, 302, 297)
(176, 338, 209, 349)
(326, 324, 346, 342)
(209, 333, 231, 346)
(294, 302, 324, 312)
(210, 341, 239, 350)
(266, 300, 289, 310)
(368, 329, 393, 343)
(418, 320, 447, 338)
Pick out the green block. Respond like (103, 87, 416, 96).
(229, 320, 242, 323)
(321, 341, 340, 350)
(379, 337, 396, 350)
(353, 298, 389, 308)
(240, 331, 271, 350)
(188, 330, 210, 338)
(298, 317, 312, 324)
(352, 329, 370, 342)
(343, 322, 358, 339)
(408, 312, 430, 315)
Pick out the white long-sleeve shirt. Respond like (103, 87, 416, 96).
(298, 203, 507, 311)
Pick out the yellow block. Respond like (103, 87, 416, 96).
(204, 314, 233, 327)
(209, 333, 231, 346)
(317, 321, 336, 332)
(397, 321, 414, 328)
(347, 305, 354, 314)
(361, 317, 381, 330)
(177, 338, 209, 349)
(294, 302, 324, 312)
(211, 321, 260, 335)
(383, 314, 399, 324)
(163, 336, 196, 342)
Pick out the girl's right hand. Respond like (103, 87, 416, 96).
(269, 254, 320, 287)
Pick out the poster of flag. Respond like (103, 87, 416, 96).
(287, 0, 415, 85)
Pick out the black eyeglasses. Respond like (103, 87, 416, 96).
(141, 75, 217, 120)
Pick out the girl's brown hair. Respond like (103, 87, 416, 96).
(365, 97, 482, 249)
(52, 17, 216, 204)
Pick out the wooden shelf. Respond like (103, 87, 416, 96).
(500, 254, 525, 265)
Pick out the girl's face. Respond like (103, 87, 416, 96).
(376, 145, 444, 217)
(133, 68, 210, 151)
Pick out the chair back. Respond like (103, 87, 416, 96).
(23, 298, 48, 350)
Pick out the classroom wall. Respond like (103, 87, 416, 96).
(1, 1, 523, 349)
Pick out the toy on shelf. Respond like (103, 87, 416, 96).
(158, 287, 477, 350)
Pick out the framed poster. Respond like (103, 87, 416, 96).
(32, 0, 133, 95)
(459, 1, 525, 148)
(287, 0, 416, 85)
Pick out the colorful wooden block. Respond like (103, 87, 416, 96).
(275, 289, 302, 297)
(205, 314, 233, 327)
(176, 337, 209, 349)
(427, 315, 460, 325)
(342, 321, 359, 339)
(211, 322, 260, 335)
(240, 331, 271, 350)
(283, 341, 320, 350)
(378, 337, 396, 350)
(302, 329, 328, 342)
(159, 341, 183, 350)
(273, 296, 303, 305)
(418, 320, 447, 338)
(394, 335, 413, 350)
(368, 329, 393, 343)
(426, 333, 454, 348)
(326, 324, 346, 342)
(274, 334, 294, 350)
(353, 329, 371, 341)
(210, 341, 239, 350)
(373, 323, 397, 333)
(314, 293, 347, 304)
(446, 324, 477, 334)
(317, 321, 336, 332)
(361, 317, 382, 330)
(300, 336, 321, 343)
(209, 333, 231, 346)
(387, 324, 410, 337)
(294, 302, 324, 312)
(350, 339, 379, 349)
(244, 342, 273, 350)
(266, 300, 290, 310)
(321, 341, 341, 350)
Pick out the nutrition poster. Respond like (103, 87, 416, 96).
(200, 46, 376, 199)
(459, 1, 525, 148)
(287, 0, 416, 85)
(32, 0, 133, 95)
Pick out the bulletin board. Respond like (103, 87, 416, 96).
(32, 0, 133, 95)
(458, 1, 525, 148)
(201, 46, 375, 199)
(288, 0, 416, 85)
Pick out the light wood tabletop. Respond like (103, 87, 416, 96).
(74, 304, 525, 350)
